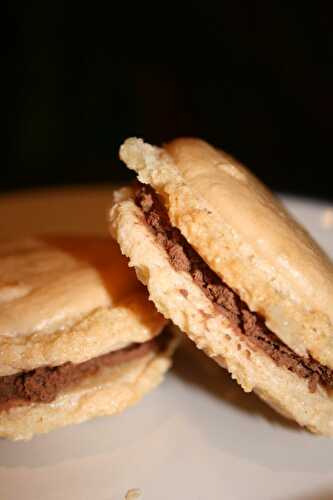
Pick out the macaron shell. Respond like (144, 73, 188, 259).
(0, 236, 139, 337)
(166, 138, 333, 320)
(119, 138, 333, 369)
(0, 237, 167, 375)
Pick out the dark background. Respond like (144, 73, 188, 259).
(6, 3, 332, 200)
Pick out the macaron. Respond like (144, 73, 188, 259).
(0, 236, 177, 440)
(110, 137, 333, 435)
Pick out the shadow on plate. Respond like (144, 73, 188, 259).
(172, 336, 333, 473)
(173, 336, 298, 430)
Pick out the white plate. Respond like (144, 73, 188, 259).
(0, 186, 332, 500)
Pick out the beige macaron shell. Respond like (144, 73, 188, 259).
(110, 196, 333, 436)
(0, 237, 166, 375)
(0, 330, 178, 440)
(0, 236, 140, 337)
(119, 138, 333, 368)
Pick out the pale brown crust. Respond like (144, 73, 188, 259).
(135, 184, 333, 392)
(119, 138, 333, 369)
(110, 195, 333, 436)
(0, 237, 166, 376)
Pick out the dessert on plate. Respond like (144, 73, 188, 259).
(110, 137, 333, 435)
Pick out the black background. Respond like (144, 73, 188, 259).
(6, 3, 333, 200)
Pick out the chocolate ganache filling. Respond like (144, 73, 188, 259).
(0, 332, 169, 411)
(136, 184, 333, 393)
